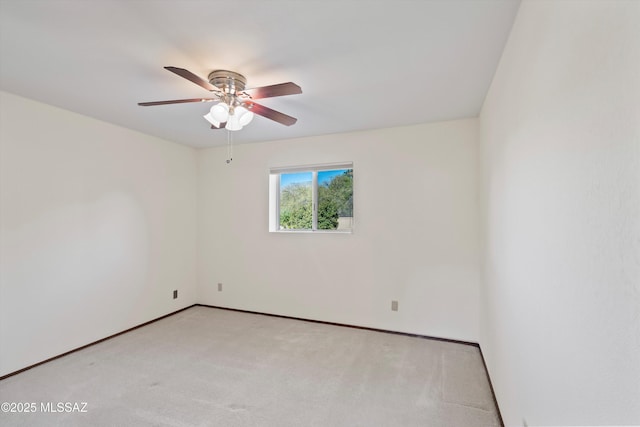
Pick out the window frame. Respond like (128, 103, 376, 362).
(269, 162, 353, 233)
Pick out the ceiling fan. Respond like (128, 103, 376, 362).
(138, 67, 302, 131)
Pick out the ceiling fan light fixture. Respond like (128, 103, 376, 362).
(203, 111, 222, 127)
(225, 113, 242, 131)
(235, 106, 254, 127)
(210, 103, 229, 122)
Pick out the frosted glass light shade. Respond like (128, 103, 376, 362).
(202, 102, 253, 131)
(203, 112, 220, 127)
(235, 106, 254, 127)
(210, 103, 229, 122)
(225, 113, 242, 131)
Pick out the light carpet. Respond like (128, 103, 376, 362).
(0, 306, 501, 426)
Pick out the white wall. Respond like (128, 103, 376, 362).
(198, 119, 482, 342)
(478, 1, 640, 425)
(0, 92, 198, 376)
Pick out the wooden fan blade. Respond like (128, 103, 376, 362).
(164, 66, 216, 91)
(210, 122, 226, 130)
(245, 101, 297, 126)
(243, 82, 302, 99)
(138, 98, 217, 106)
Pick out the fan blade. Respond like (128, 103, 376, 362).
(164, 66, 216, 91)
(210, 122, 226, 130)
(138, 98, 217, 106)
(245, 101, 297, 126)
(243, 82, 302, 99)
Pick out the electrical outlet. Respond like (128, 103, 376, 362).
(173, 290, 178, 299)
(391, 300, 398, 311)
(218, 283, 223, 292)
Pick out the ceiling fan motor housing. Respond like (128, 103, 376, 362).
(208, 70, 247, 94)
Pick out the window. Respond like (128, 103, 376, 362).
(269, 163, 353, 232)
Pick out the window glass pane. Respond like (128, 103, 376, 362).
(279, 172, 312, 230)
(317, 169, 353, 230)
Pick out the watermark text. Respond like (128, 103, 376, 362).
(1, 402, 88, 413)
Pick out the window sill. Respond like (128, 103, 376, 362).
(270, 229, 353, 234)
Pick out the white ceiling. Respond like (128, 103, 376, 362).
(0, 0, 520, 148)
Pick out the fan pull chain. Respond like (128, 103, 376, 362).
(226, 130, 233, 164)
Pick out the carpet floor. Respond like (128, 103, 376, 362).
(0, 306, 501, 426)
